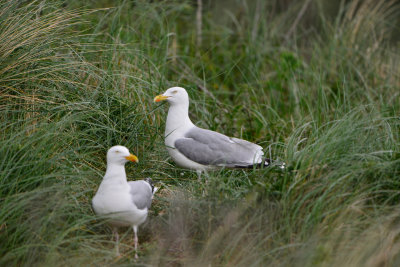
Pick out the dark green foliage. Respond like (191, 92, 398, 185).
(1, 0, 400, 266)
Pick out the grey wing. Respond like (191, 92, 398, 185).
(128, 180, 153, 210)
(174, 127, 264, 167)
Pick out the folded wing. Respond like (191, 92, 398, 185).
(128, 181, 153, 210)
(174, 127, 263, 167)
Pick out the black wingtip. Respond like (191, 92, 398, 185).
(144, 178, 155, 192)
(268, 158, 286, 170)
(235, 158, 286, 170)
(264, 158, 271, 167)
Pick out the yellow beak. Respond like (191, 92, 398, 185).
(125, 154, 139, 163)
(154, 94, 169, 102)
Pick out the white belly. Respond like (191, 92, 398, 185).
(92, 184, 148, 227)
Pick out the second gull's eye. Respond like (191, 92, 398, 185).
(172, 90, 178, 94)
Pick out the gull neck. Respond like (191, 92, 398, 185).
(104, 163, 127, 182)
(165, 102, 194, 135)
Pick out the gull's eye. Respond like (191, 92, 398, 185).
(115, 150, 120, 153)
(172, 90, 178, 94)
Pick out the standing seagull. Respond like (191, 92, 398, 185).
(92, 145, 156, 258)
(154, 87, 273, 177)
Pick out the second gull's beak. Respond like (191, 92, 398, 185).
(125, 154, 139, 163)
(154, 94, 169, 102)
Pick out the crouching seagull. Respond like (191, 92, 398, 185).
(154, 87, 283, 177)
(92, 145, 157, 258)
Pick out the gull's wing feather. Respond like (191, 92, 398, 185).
(174, 127, 263, 167)
(128, 180, 153, 210)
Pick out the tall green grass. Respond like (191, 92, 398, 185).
(1, 0, 399, 266)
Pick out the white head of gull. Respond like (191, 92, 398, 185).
(92, 145, 157, 258)
(154, 87, 269, 178)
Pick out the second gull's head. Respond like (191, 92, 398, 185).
(154, 87, 189, 106)
(107, 145, 138, 165)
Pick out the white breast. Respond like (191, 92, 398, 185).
(92, 181, 148, 226)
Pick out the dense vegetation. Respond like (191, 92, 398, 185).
(1, 0, 399, 266)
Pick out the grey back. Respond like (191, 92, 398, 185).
(128, 180, 153, 210)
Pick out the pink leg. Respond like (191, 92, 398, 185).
(133, 225, 138, 259)
(112, 227, 120, 257)
(196, 170, 202, 181)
